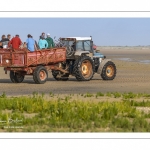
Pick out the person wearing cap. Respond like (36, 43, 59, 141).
(8, 34, 22, 50)
(26, 34, 37, 52)
(45, 33, 54, 49)
(38, 36, 48, 50)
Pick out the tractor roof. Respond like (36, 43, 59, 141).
(60, 37, 92, 41)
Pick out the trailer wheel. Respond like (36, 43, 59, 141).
(33, 66, 48, 84)
(73, 56, 94, 81)
(101, 61, 116, 80)
(10, 71, 25, 83)
(52, 70, 69, 81)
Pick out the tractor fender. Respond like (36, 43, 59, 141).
(97, 59, 111, 74)
(74, 50, 90, 56)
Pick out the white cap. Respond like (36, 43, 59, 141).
(47, 33, 50, 36)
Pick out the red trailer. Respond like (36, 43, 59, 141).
(0, 48, 67, 84)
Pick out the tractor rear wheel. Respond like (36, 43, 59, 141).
(33, 66, 48, 84)
(73, 56, 94, 81)
(10, 71, 25, 83)
(101, 61, 116, 80)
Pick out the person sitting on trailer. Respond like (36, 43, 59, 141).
(26, 34, 37, 52)
(0, 35, 9, 48)
(31, 36, 39, 50)
(8, 34, 22, 50)
(6, 34, 11, 41)
(38, 36, 48, 50)
(0, 42, 2, 48)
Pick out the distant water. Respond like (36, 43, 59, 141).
(115, 58, 150, 64)
(117, 58, 132, 61)
(139, 60, 150, 64)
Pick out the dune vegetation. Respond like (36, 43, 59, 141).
(0, 92, 150, 132)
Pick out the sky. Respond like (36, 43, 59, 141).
(0, 18, 150, 46)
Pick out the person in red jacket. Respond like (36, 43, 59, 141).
(8, 34, 22, 50)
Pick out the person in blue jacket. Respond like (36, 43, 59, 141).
(26, 34, 36, 52)
(38, 36, 48, 50)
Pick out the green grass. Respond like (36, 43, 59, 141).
(0, 92, 150, 132)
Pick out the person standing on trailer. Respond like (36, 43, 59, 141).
(38, 36, 48, 50)
(45, 33, 54, 49)
(8, 34, 22, 50)
(39, 32, 45, 39)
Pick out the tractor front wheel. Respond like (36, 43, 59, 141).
(101, 61, 116, 80)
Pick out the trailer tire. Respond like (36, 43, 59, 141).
(101, 61, 116, 80)
(33, 66, 48, 84)
(10, 71, 24, 83)
(73, 56, 94, 81)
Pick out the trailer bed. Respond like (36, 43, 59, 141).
(0, 48, 66, 67)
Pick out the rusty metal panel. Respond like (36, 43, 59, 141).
(0, 49, 26, 67)
(0, 53, 11, 66)
(27, 48, 66, 66)
(0, 48, 66, 68)
(0, 49, 12, 67)
(12, 52, 26, 67)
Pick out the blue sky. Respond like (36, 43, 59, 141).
(0, 18, 150, 46)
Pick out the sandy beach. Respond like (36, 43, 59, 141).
(0, 47, 150, 96)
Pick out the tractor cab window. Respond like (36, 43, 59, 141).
(61, 40, 74, 47)
(76, 41, 83, 50)
(84, 41, 91, 51)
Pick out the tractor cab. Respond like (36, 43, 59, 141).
(60, 37, 93, 51)
(60, 37, 105, 59)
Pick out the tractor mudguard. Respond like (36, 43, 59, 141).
(74, 50, 90, 56)
(97, 59, 111, 74)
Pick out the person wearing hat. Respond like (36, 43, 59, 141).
(45, 33, 54, 49)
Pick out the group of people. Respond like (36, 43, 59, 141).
(0, 32, 55, 52)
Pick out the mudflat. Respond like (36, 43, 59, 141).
(0, 47, 150, 96)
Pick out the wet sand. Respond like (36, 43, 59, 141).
(0, 47, 150, 96)
(98, 46, 150, 63)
